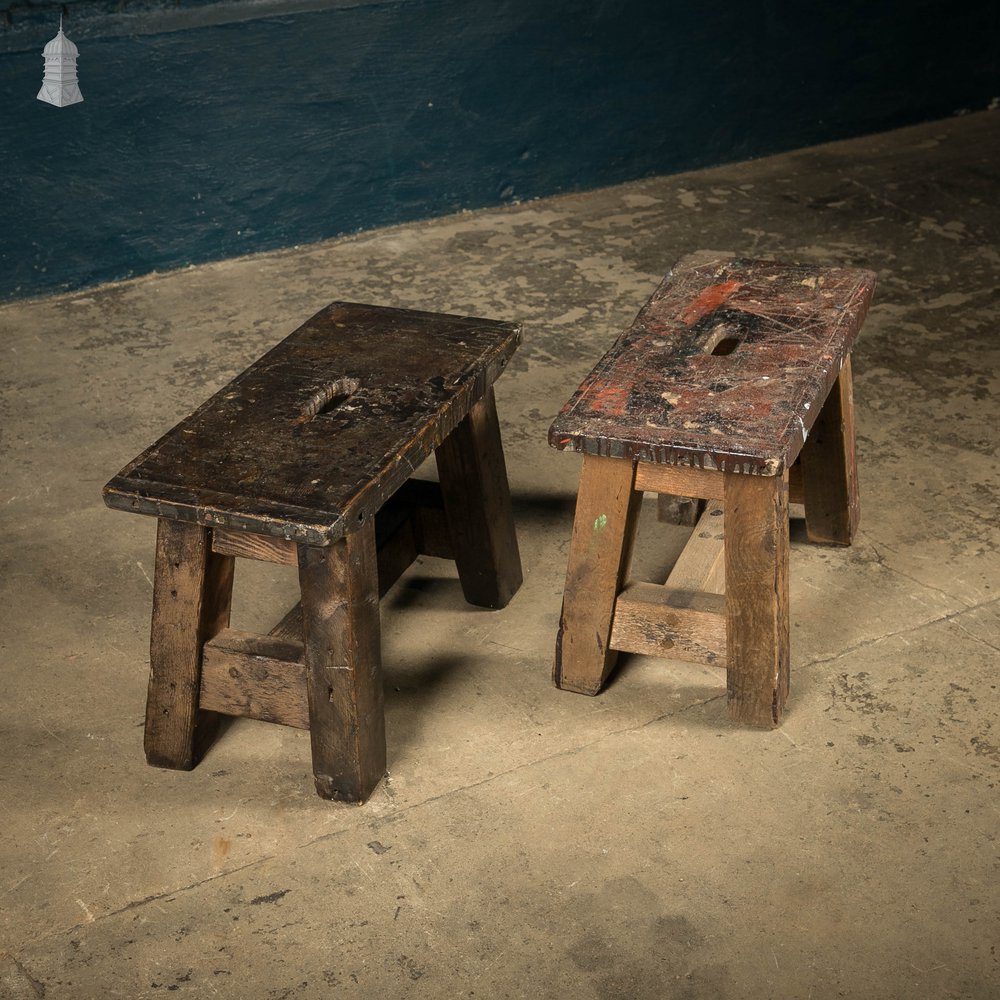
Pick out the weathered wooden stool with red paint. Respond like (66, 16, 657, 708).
(550, 253, 876, 726)
(104, 302, 522, 802)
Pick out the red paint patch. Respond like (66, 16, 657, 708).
(587, 381, 631, 417)
(679, 280, 742, 325)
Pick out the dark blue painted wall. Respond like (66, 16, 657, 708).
(1, 0, 997, 301)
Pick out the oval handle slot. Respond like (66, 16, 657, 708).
(299, 377, 361, 422)
(703, 327, 741, 357)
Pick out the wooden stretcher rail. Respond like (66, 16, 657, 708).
(634, 462, 726, 501)
(200, 478, 461, 729)
(211, 477, 454, 565)
(200, 630, 309, 729)
(637, 461, 803, 505)
(610, 584, 727, 666)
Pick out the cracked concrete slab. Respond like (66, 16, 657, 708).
(1, 110, 998, 998)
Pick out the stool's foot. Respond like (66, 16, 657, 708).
(656, 494, 706, 527)
(298, 523, 386, 803)
(144, 519, 234, 770)
(435, 386, 523, 610)
(799, 355, 860, 546)
(555, 454, 641, 695)
(723, 472, 790, 727)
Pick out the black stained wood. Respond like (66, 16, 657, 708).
(200, 630, 310, 731)
(104, 303, 521, 546)
(209, 477, 454, 569)
(435, 386, 523, 609)
(144, 519, 235, 770)
(549, 253, 876, 476)
(298, 521, 386, 803)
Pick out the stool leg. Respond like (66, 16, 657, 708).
(144, 519, 234, 770)
(435, 386, 523, 609)
(723, 472, 790, 727)
(555, 454, 641, 695)
(656, 494, 706, 526)
(298, 523, 386, 803)
(799, 355, 860, 545)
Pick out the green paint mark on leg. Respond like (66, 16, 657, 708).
(593, 513, 608, 532)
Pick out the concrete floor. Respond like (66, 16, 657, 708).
(2, 111, 999, 999)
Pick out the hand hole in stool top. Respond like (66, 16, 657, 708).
(298, 377, 361, 423)
(704, 326, 742, 357)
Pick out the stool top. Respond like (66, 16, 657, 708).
(549, 252, 876, 475)
(105, 302, 520, 545)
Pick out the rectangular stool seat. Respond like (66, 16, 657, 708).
(550, 252, 875, 475)
(550, 253, 876, 727)
(106, 302, 520, 546)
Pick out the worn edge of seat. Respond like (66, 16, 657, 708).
(548, 258, 876, 475)
(103, 306, 521, 545)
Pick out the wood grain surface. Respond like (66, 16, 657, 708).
(550, 253, 875, 475)
(554, 454, 641, 695)
(105, 302, 520, 546)
(144, 519, 235, 770)
(435, 387, 523, 609)
(298, 522, 386, 803)
(723, 471, 790, 727)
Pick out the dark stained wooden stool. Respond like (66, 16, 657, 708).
(105, 302, 523, 802)
(549, 253, 876, 726)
